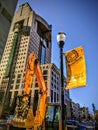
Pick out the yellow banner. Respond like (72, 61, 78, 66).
(64, 46, 86, 89)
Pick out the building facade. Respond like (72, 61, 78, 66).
(65, 91, 71, 119)
(30, 63, 70, 119)
(79, 106, 89, 120)
(41, 63, 60, 103)
(0, 0, 18, 61)
(0, 2, 52, 116)
(70, 100, 80, 120)
(43, 63, 71, 119)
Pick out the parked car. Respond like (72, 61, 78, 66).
(66, 120, 80, 130)
(80, 121, 95, 130)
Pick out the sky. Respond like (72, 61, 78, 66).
(16, 0, 98, 113)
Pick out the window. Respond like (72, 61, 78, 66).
(10, 85, 13, 89)
(16, 79, 20, 83)
(20, 5, 23, 16)
(1, 8, 12, 22)
(43, 70, 48, 75)
(40, 44, 46, 64)
(39, 40, 46, 64)
(10, 79, 14, 84)
(17, 74, 21, 78)
(51, 90, 53, 102)
(14, 91, 18, 98)
(44, 76, 47, 80)
(54, 92, 56, 102)
(57, 94, 59, 102)
(15, 85, 19, 89)
(46, 40, 49, 48)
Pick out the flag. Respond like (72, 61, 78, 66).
(64, 46, 86, 89)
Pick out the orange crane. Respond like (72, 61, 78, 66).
(11, 52, 47, 130)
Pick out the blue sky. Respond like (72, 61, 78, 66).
(16, 0, 98, 113)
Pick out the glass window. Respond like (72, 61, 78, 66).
(44, 76, 47, 80)
(10, 85, 13, 89)
(51, 90, 53, 102)
(16, 79, 20, 83)
(14, 91, 18, 97)
(17, 74, 21, 78)
(10, 79, 14, 84)
(43, 70, 48, 75)
(40, 45, 46, 64)
(15, 85, 19, 89)
(54, 92, 56, 102)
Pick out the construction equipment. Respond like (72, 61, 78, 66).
(11, 52, 47, 130)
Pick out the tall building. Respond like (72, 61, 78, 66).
(40, 63, 70, 119)
(41, 63, 60, 103)
(0, 2, 52, 116)
(0, 0, 18, 61)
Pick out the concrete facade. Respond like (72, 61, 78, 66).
(0, 0, 18, 61)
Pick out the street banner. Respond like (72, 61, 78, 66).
(64, 46, 86, 89)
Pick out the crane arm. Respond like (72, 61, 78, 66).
(11, 52, 47, 130)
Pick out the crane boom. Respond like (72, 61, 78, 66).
(11, 52, 47, 130)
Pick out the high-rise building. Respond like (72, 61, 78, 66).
(0, 2, 52, 116)
(0, 0, 18, 61)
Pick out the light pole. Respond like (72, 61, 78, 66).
(57, 32, 66, 130)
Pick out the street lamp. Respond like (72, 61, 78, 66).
(57, 32, 66, 130)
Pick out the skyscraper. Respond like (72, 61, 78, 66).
(0, 2, 52, 116)
(0, 0, 18, 61)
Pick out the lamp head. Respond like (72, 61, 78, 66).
(57, 32, 66, 47)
